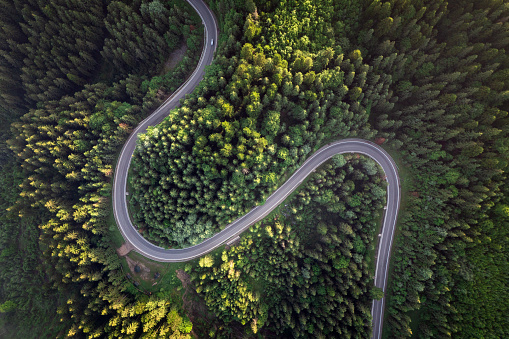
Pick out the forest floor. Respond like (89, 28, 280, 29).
(122, 251, 171, 289)
(161, 42, 188, 74)
(125, 255, 166, 283)
(117, 242, 134, 256)
(176, 269, 218, 338)
(125, 256, 156, 282)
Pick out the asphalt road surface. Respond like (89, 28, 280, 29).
(112, 1, 400, 338)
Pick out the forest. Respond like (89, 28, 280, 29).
(0, 0, 202, 337)
(0, 0, 508, 338)
(188, 155, 387, 338)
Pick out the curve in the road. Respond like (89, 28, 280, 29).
(112, 1, 400, 338)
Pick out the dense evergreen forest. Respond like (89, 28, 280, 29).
(0, 0, 507, 339)
(131, 0, 509, 337)
(0, 0, 202, 337)
(189, 155, 387, 338)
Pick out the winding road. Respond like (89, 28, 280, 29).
(112, 1, 400, 338)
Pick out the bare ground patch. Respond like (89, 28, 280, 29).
(125, 256, 151, 281)
(176, 269, 217, 336)
(116, 242, 134, 256)
(124, 255, 165, 284)
(161, 42, 188, 74)
(176, 269, 209, 316)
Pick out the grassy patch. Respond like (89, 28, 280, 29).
(107, 209, 125, 248)
(120, 243, 227, 296)
(106, 138, 132, 249)
(124, 251, 174, 292)
(125, 165, 142, 228)
(157, 262, 188, 291)
(367, 208, 384, 274)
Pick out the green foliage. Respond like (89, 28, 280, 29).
(132, 2, 508, 336)
(0, 159, 67, 338)
(260, 0, 336, 58)
(104, 293, 192, 338)
(131, 13, 379, 247)
(358, 0, 509, 336)
(0, 0, 204, 337)
(371, 287, 384, 301)
(101, 0, 196, 78)
(0, 0, 200, 113)
(1, 0, 105, 105)
(1, 0, 508, 337)
(199, 255, 214, 268)
(0, 300, 17, 313)
(188, 156, 386, 337)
